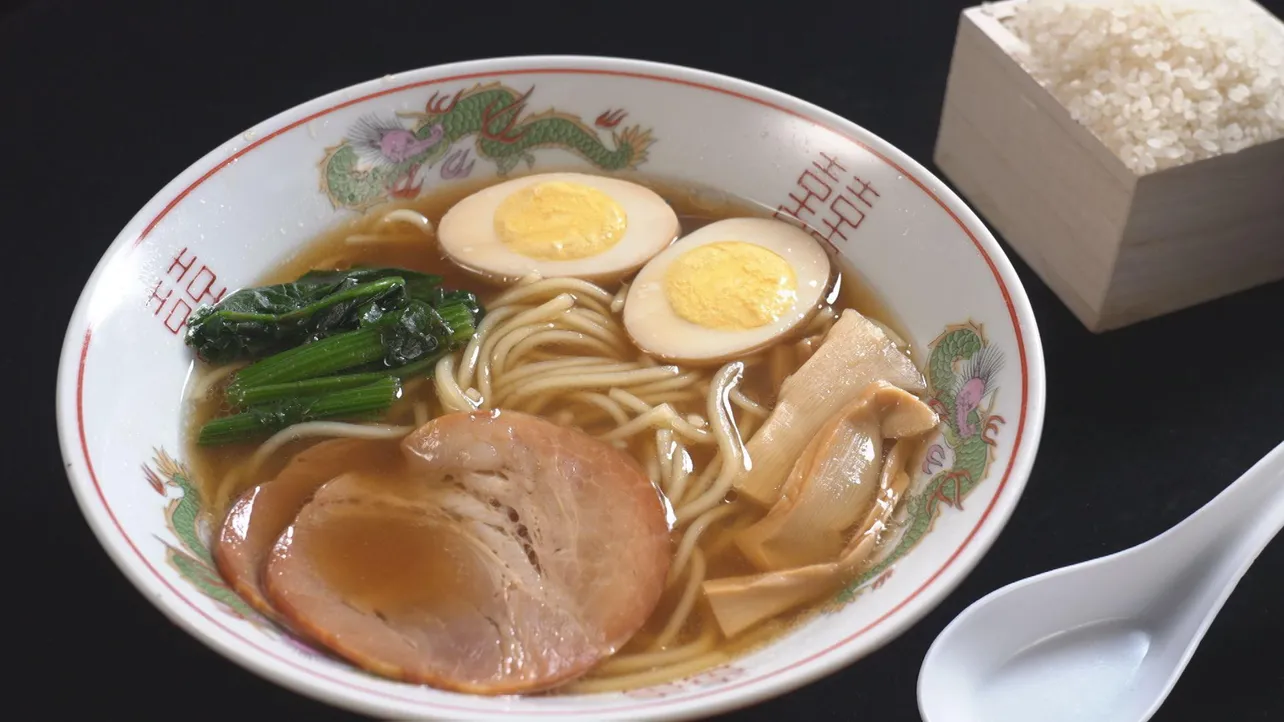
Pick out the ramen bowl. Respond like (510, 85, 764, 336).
(56, 56, 1046, 719)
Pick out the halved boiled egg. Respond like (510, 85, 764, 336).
(623, 217, 833, 365)
(437, 172, 680, 285)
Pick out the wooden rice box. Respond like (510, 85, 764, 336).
(934, 0, 1284, 332)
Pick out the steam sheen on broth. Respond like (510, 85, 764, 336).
(184, 173, 935, 695)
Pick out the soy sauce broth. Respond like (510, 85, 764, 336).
(181, 173, 925, 691)
(185, 173, 909, 523)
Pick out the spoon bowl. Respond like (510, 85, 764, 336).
(919, 440, 1284, 722)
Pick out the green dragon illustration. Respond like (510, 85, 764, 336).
(143, 449, 258, 621)
(320, 82, 656, 211)
(836, 322, 1006, 602)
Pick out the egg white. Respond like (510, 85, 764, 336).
(436, 172, 680, 285)
(623, 217, 833, 365)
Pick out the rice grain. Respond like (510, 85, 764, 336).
(1001, 0, 1284, 173)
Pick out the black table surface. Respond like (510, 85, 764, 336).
(9, 0, 1284, 719)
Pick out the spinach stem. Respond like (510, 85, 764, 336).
(198, 378, 401, 445)
(228, 353, 443, 406)
(230, 326, 386, 391)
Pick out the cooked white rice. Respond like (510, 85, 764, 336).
(1000, 0, 1284, 174)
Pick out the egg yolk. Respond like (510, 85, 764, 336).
(664, 241, 798, 330)
(493, 181, 628, 260)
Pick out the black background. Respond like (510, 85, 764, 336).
(7, 0, 1284, 719)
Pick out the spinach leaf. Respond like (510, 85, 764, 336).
(298, 267, 443, 305)
(378, 300, 448, 367)
(184, 267, 444, 362)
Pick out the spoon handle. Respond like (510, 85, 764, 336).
(1192, 439, 1284, 556)
(1147, 440, 1284, 646)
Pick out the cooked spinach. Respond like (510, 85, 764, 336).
(188, 265, 483, 445)
(297, 267, 445, 306)
(197, 378, 402, 445)
(226, 353, 444, 407)
(184, 267, 444, 362)
(228, 297, 475, 391)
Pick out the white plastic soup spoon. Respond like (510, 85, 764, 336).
(918, 440, 1284, 722)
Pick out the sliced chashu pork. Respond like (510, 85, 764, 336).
(262, 410, 671, 694)
(734, 309, 925, 507)
(214, 438, 401, 618)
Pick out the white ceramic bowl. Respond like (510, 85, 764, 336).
(56, 56, 1045, 720)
